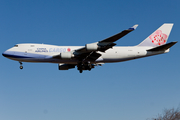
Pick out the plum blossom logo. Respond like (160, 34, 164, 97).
(149, 30, 167, 45)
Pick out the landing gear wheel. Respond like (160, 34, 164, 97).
(19, 62, 23, 69)
(79, 70, 83, 73)
(20, 66, 23, 69)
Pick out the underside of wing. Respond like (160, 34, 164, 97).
(74, 51, 101, 61)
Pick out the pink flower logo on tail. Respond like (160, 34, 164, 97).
(149, 30, 167, 45)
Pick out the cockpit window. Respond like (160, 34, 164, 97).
(14, 45, 18, 47)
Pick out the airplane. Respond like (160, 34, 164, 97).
(2, 23, 177, 73)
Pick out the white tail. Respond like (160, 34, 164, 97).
(138, 23, 174, 46)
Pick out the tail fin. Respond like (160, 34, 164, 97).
(138, 23, 174, 46)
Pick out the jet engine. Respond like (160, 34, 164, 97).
(58, 64, 76, 70)
(85, 43, 99, 51)
(60, 52, 74, 59)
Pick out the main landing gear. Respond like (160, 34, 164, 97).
(77, 62, 93, 73)
(19, 62, 23, 69)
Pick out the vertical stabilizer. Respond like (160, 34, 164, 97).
(138, 23, 173, 46)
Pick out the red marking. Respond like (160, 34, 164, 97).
(67, 48, 71, 52)
(149, 30, 167, 45)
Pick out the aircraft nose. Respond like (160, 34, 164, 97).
(2, 51, 7, 57)
(2, 51, 12, 58)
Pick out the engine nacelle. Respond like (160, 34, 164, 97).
(85, 43, 99, 51)
(59, 64, 75, 70)
(60, 52, 74, 59)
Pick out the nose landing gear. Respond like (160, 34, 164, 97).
(19, 62, 23, 69)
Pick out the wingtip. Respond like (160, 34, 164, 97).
(172, 41, 178, 44)
(129, 24, 138, 30)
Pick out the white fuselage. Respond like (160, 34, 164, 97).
(3, 43, 169, 64)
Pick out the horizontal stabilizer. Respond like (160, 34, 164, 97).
(147, 41, 177, 51)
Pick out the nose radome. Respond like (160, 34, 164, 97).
(2, 51, 7, 57)
(2, 51, 13, 58)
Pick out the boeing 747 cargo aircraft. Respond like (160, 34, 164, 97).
(2, 23, 177, 73)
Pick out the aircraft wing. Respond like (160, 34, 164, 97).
(74, 51, 101, 62)
(75, 24, 138, 53)
(54, 24, 138, 62)
(72, 24, 138, 61)
(99, 24, 138, 43)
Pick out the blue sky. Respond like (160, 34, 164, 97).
(1, 0, 180, 120)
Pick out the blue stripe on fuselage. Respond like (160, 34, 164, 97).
(2, 51, 51, 59)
